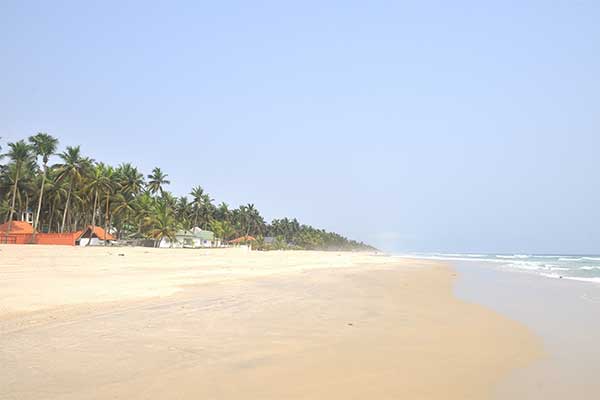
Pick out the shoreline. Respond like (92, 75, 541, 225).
(0, 246, 540, 399)
(454, 260, 600, 399)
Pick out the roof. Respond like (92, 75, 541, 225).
(193, 229, 214, 240)
(176, 228, 215, 241)
(76, 226, 115, 241)
(0, 221, 34, 234)
(229, 235, 257, 244)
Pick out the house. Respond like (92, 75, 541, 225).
(0, 221, 35, 244)
(75, 226, 116, 246)
(228, 235, 256, 244)
(159, 228, 216, 248)
(0, 220, 115, 246)
(36, 225, 114, 246)
(191, 227, 218, 247)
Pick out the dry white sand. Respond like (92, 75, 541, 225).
(0, 245, 541, 399)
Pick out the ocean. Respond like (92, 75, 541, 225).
(396, 253, 600, 284)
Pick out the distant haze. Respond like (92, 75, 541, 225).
(2, 1, 598, 253)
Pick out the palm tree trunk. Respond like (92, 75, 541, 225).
(5, 168, 20, 240)
(60, 182, 73, 233)
(48, 202, 54, 233)
(33, 169, 46, 236)
(24, 194, 29, 219)
(104, 191, 110, 246)
(86, 189, 99, 247)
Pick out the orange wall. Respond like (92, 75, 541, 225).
(0, 234, 31, 244)
(35, 233, 76, 246)
(0, 233, 77, 245)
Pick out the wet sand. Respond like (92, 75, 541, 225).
(0, 246, 540, 399)
(454, 260, 600, 399)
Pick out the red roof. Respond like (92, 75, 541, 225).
(0, 221, 34, 234)
(229, 235, 257, 244)
(76, 226, 115, 241)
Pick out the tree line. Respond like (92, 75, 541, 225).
(0, 133, 375, 251)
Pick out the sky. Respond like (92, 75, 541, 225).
(1, 1, 599, 254)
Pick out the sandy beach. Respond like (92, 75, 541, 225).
(0, 246, 541, 399)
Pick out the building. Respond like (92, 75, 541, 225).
(75, 226, 116, 246)
(228, 235, 256, 244)
(159, 228, 216, 248)
(0, 221, 115, 246)
(0, 221, 35, 244)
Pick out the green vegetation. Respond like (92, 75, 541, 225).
(0, 134, 375, 251)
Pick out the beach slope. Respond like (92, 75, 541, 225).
(0, 246, 540, 399)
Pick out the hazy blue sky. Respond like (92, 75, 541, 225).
(2, 1, 599, 253)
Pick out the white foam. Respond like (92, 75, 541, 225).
(562, 276, 600, 284)
(503, 261, 546, 271)
(540, 273, 600, 284)
(496, 254, 530, 259)
(396, 254, 504, 264)
(580, 266, 600, 271)
(549, 266, 571, 271)
(540, 272, 562, 279)
(432, 253, 487, 258)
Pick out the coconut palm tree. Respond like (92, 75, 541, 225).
(82, 163, 110, 245)
(175, 196, 193, 230)
(215, 202, 231, 222)
(42, 170, 67, 232)
(237, 203, 265, 237)
(116, 163, 145, 196)
(147, 200, 179, 247)
(0, 160, 36, 221)
(2, 141, 34, 236)
(190, 185, 205, 227)
(55, 146, 93, 232)
(132, 192, 155, 237)
(146, 167, 170, 196)
(197, 194, 215, 229)
(101, 165, 116, 245)
(28, 133, 58, 237)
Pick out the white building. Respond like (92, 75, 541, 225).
(159, 228, 218, 248)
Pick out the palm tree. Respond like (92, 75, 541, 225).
(147, 200, 179, 247)
(132, 192, 154, 237)
(215, 202, 231, 222)
(210, 219, 235, 242)
(237, 203, 265, 237)
(42, 170, 67, 232)
(55, 146, 93, 232)
(197, 194, 215, 229)
(116, 163, 145, 196)
(2, 141, 34, 237)
(190, 185, 205, 227)
(28, 133, 58, 237)
(175, 196, 193, 230)
(101, 165, 116, 245)
(146, 167, 170, 196)
(83, 163, 109, 245)
(112, 192, 137, 236)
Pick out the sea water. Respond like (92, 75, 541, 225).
(396, 253, 600, 284)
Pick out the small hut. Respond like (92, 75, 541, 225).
(228, 235, 257, 244)
(75, 226, 115, 246)
(0, 221, 34, 244)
